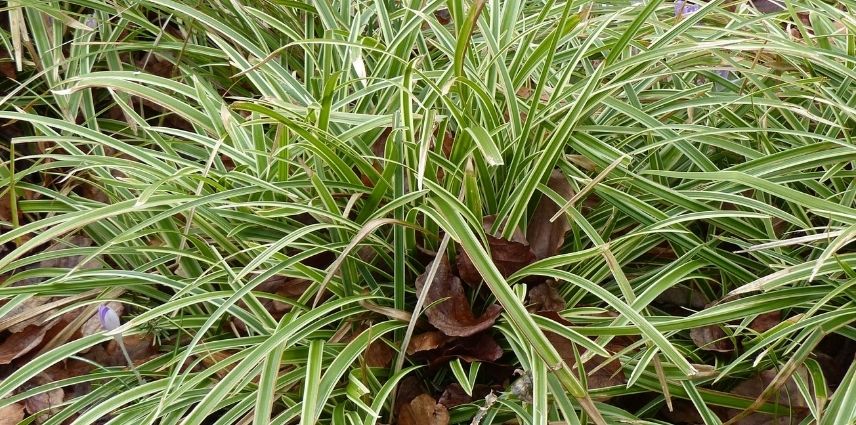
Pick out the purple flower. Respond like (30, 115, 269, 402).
(98, 304, 121, 331)
(675, 0, 701, 17)
(714, 69, 731, 79)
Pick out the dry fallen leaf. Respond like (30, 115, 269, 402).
(434, 8, 451, 25)
(365, 340, 394, 368)
(749, 311, 781, 333)
(433, 332, 504, 364)
(0, 192, 14, 223)
(751, 0, 785, 13)
(408, 331, 503, 367)
(527, 170, 573, 260)
(393, 375, 426, 415)
(438, 383, 470, 408)
(407, 331, 448, 355)
(690, 325, 734, 353)
(0, 322, 56, 365)
(660, 399, 709, 424)
(726, 368, 809, 425)
(416, 257, 502, 337)
(90, 334, 158, 367)
(23, 373, 64, 424)
(656, 286, 707, 309)
(528, 281, 565, 312)
(0, 403, 25, 425)
(457, 215, 536, 285)
(541, 312, 626, 391)
(2, 297, 54, 333)
(398, 394, 449, 425)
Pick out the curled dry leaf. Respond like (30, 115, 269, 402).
(398, 394, 449, 425)
(528, 281, 565, 312)
(0, 403, 25, 425)
(527, 169, 574, 260)
(457, 215, 536, 285)
(690, 325, 734, 353)
(416, 257, 502, 337)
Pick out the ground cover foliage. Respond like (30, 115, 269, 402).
(2, 0, 856, 423)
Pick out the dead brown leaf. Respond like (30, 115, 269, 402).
(656, 286, 707, 310)
(407, 331, 447, 355)
(541, 312, 626, 391)
(231, 276, 312, 334)
(751, 0, 785, 13)
(0, 322, 56, 365)
(0, 403, 25, 425)
(398, 394, 449, 425)
(416, 257, 502, 337)
(528, 281, 565, 312)
(527, 170, 573, 260)
(90, 334, 158, 367)
(457, 215, 536, 285)
(0, 192, 14, 223)
(433, 332, 504, 364)
(2, 297, 53, 333)
(749, 312, 781, 333)
(725, 368, 809, 425)
(408, 331, 503, 366)
(393, 375, 426, 415)
(23, 374, 64, 424)
(690, 325, 734, 353)
(438, 383, 496, 409)
(434, 9, 451, 25)
(365, 340, 394, 368)
(438, 383, 470, 408)
(660, 399, 708, 424)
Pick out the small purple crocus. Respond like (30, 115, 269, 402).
(675, 0, 701, 17)
(97, 304, 144, 384)
(98, 304, 121, 331)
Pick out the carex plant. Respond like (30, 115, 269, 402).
(2, 0, 856, 423)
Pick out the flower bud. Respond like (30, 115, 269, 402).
(98, 304, 121, 331)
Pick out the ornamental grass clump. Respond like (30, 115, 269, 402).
(1, 0, 856, 424)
